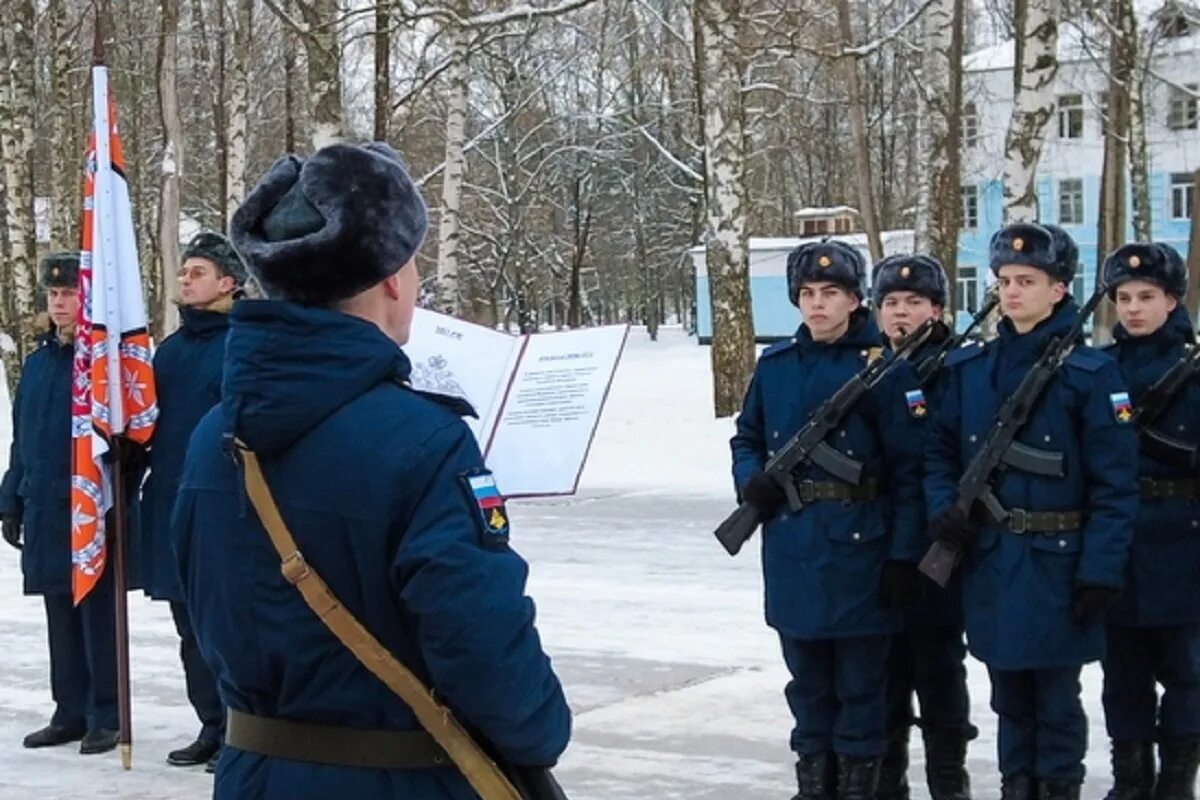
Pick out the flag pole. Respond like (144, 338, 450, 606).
(92, 17, 133, 772)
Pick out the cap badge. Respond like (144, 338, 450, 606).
(1013, 237, 1025, 252)
(818, 255, 832, 268)
(1129, 255, 1141, 268)
(900, 266, 911, 279)
(51, 267, 60, 278)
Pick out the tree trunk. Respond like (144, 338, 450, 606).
(435, 25, 468, 314)
(226, 0, 253, 220)
(1002, 0, 1059, 222)
(374, 1, 391, 141)
(189, 0, 227, 222)
(49, 0, 79, 250)
(284, 21, 297, 151)
(919, 0, 965, 311)
(157, 0, 183, 340)
(2, 0, 40, 389)
(695, 0, 755, 417)
(1187, 169, 1200, 319)
(295, 0, 344, 148)
(1093, 0, 1134, 344)
(836, 0, 883, 261)
(1128, 24, 1150, 240)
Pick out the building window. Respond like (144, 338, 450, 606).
(1058, 94, 1084, 139)
(1072, 270, 1087, 300)
(803, 219, 830, 236)
(1168, 84, 1198, 130)
(1058, 178, 1084, 225)
(1097, 91, 1109, 137)
(957, 265, 979, 313)
(963, 102, 979, 148)
(961, 185, 979, 229)
(1171, 172, 1195, 220)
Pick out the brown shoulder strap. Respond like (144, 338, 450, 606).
(236, 442, 523, 800)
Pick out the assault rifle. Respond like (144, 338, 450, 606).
(918, 285, 1109, 587)
(714, 319, 935, 557)
(913, 290, 1000, 389)
(1133, 344, 1200, 469)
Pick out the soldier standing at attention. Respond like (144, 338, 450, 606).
(136, 231, 245, 771)
(0, 254, 119, 755)
(731, 240, 928, 800)
(1098, 242, 1200, 800)
(872, 254, 975, 800)
(924, 223, 1138, 800)
(171, 142, 571, 798)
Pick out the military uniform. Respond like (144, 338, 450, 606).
(872, 255, 975, 800)
(136, 231, 246, 766)
(172, 143, 571, 799)
(924, 224, 1139, 800)
(1099, 243, 1200, 800)
(731, 241, 928, 800)
(0, 254, 118, 753)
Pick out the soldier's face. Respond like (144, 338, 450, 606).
(877, 291, 940, 343)
(47, 286, 81, 330)
(996, 265, 1065, 331)
(177, 258, 235, 307)
(798, 282, 860, 342)
(1115, 280, 1177, 337)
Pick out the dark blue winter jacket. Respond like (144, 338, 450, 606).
(172, 300, 571, 799)
(1105, 304, 1200, 628)
(924, 299, 1138, 669)
(136, 307, 229, 601)
(0, 331, 75, 596)
(732, 311, 928, 640)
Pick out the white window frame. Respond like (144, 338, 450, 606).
(1058, 178, 1084, 225)
(963, 103, 979, 149)
(1058, 94, 1084, 139)
(1168, 84, 1199, 131)
(957, 265, 979, 313)
(1170, 173, 1195, 220)
(960, 184, 979, 229)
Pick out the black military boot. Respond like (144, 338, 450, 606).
(1155, 740, 1200, 800)
(167, 736, 220, 767)
(836, 754, 881, 800)
(878, 729, 911, 800)
(1000, 774, 1036, 800)
(1038, 780, 1081, 800)
(79, 728, 119, 754)
(923, 726, 972, 800)
(22, 723, 85, 749)
(1104, 741, 1155, 800)
(792, 752, 834, 800)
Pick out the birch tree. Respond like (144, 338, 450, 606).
(49, 0, 79, 250)
(837, 0, 884, 261)
(695, 0, 755, 417)
(1002, 0, 1059, 222)
(157, 0, 184, 339)
(226, 0, 254, 219)
(3, 0, 40, 381)
(435, 24, 469, 313)
(916, 0, 965, 308)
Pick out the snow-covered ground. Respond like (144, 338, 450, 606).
(0, 326, 1122, 798)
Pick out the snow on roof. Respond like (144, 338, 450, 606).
(688, 229, 914, 255)
(793, 205, 859, 218)
(965, 0, 1200, 72)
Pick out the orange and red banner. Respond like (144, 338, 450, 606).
(71, 64, 157, 604)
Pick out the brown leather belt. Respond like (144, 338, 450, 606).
(1140, 477, 1200, 500)
(794, 478, 879, 502)
(226, 708, 451, 770)
(1005, 508, 1083, 534)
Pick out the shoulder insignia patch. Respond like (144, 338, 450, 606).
(461, 470, 510, 546)
(905, 389, 928, 418)
(761, 338, 799, 359)
(1110, 392, 1134, 424)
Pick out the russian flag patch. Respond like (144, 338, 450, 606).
(905, 389, 928, 418)
(462, 470, 510, 545)
(1110, 392, 1133, 424)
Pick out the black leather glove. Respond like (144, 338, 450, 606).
(2, 514, 21, 550)
(741, 472, 787, 517)
(930, 506, 978, 552)
(1072, 583, 1120, 624)
(880, 560, 922, 610)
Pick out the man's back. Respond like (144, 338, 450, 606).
(173, 300, 571, 799)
